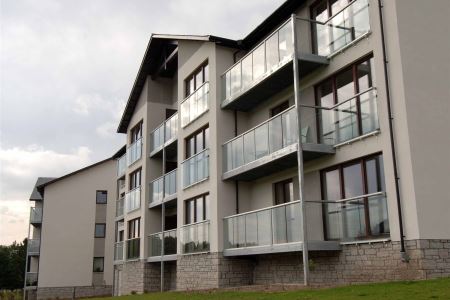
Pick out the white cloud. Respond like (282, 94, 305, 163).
(96, 121, 117, 139)
(0, 201, 29, 245)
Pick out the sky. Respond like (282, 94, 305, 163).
(0, 0, 286, 245)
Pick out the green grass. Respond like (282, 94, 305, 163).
(88, 278, 450, 300)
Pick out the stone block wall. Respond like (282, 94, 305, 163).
(36, 286, 111, 300)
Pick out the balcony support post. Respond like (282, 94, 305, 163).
(160, 146, 166, 292)
(291, 14, 310, 286)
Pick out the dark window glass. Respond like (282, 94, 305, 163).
(270, 101, 290, 117)
(93, 257, 104, 272)
(95, 223, 106, 238)
(96, 190, 107, 204)
(274, 179, 294, 205)
(130, 122, 143, 143)
(128, 218, 140, 239)
(185, 63, 209, 97)
(185, 127, 209, 159)
(129, 169, 141, 189)
(185, 194, 209, 224)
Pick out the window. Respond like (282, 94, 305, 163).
(95, 223, 106, 238)
(316, 55, 377, 144)
(185, 194, 210, 224)
(128, 218, 140, 239)
(185, 127, 209, 159)
(130, 121, 143, 143)
(185, 63, 209, 97)
(270, 101, 290, 117)
(129, 169, 141, 190)
(93, 257, 104, 272)
(321, 153, 389, 240)
(96, 190, 107, 204)
(274, 178, 294, 205)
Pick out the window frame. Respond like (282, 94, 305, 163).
(96, 190, 107, 204)
(320, 152, 386, 240)
(270, 100, 290, 117)
(185, 194, 210, 225)
(185, 126, 209, 159)
(273, 178, 294, 205)
(130, 121, 143, 143)
(94, 223, 106, 238)
(128, 218, 140, 239)
(129, 168, 142, 190)
(314, 54, 375, 143)
(93, 257, 104, 273)
(185, 61, 209, 98)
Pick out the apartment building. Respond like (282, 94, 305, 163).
(24, 154, 119, 300)
(111, 0, 450, 293)
(24, 0, 449, 297)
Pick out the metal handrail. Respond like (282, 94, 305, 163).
(181, 148, 209, 164)
(150, 112, 178, 135)
(224, 200, 300, 220)
(180, 219, 210, 229)
(299, 87, 376, 110)
(180, 81, 209, 105)
(222, 106, 296, 146)
(221, 18, 292, 76)
(126, 186, 141, 195)
(305, 191, 385, 204)
(150, 168, 177, 184)
(296, 0, 365, 26)
(149, 229, 177, 237)
(127, 137, 142, 149)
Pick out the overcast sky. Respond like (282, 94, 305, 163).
(0, 0, 286, 245)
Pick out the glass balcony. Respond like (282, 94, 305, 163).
(318, 192, 389, 242)
(150, 113, 178, 154)
(125, 187, 141, 213)
(182, 149, 209, 188)
(305, 0, 371, 57)
(27, 239, 40, 254)
(25, 272, 38, 287)
(180, 220, 210, 254)
(30, 207, 42, 224)
(148, 229, 177, 257)
(114, 241, 124, 262)
(223, 107, 302, 173)
(149, 169, 177, 205)
(221, 20, 294, 106)
(127, 138, 142, 166)
(116, 197, 124, 218)
(313, 88, 379, 145)
(180, 82, 209, 127)
(117, 154, 126, 177)
(126, 238, 140, 260)
(224, 201, 301, 250)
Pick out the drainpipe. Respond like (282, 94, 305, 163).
(377, 0, 408, 261)
(234, 110, 239, 214)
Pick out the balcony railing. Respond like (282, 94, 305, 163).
(116, 197, 124, 217)
(114, 241, 124, 261)
(126, 238, 140, 260)
(223, 107, 302, 173)
(149, 169, 177, 205)
(180, 220, 210, 254)
(125, 187, 141, 213)
(182, 149, 209, 188)
(308, 192, 390, 242)
(30, 207, 42, 224)
(117, 154, 126, 177)
(148, 229, 177, 257)
(150, 112, 179, 153)
(25, 272, 38, 286)
(180, 82, 209, 127)
(224, 201, 301, 250)
(302, 87, 379, 146)
(302, 0, 371, 57)
(221, 20, 294, 103)
(127, 138, 142, 166)
(27, 239, 40, 254)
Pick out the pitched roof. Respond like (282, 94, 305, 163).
(29, 177, 55, 201)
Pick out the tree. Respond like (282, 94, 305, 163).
(0, 239, 27, 290)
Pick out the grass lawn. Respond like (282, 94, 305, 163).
(88, 278, 450, 300)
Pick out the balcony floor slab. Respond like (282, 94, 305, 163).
(222, 143, 334, 181)
(223, 240, 341, 257)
